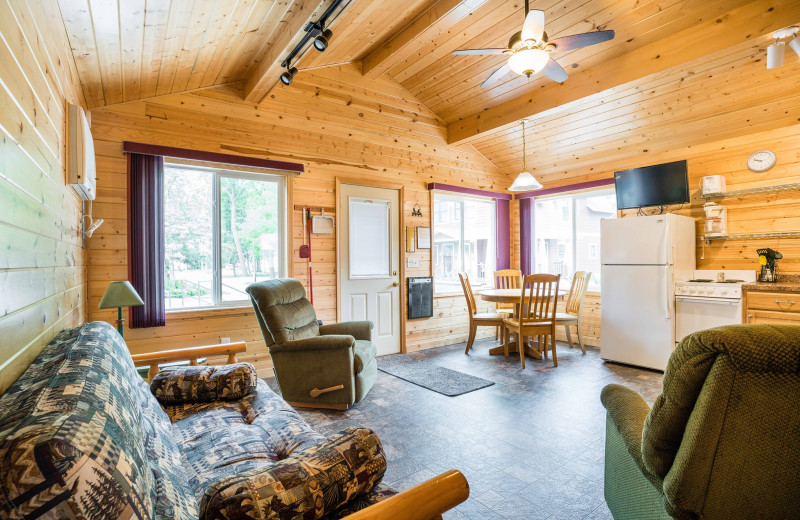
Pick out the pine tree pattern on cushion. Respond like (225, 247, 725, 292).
(150, 363, 258, 404)
(199, 427, 388, 520)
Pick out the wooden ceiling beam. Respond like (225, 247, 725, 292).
(243, 0, 331, 104)
(360, 0, 490, 79)
(447, 0, 800, 145)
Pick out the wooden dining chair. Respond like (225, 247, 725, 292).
(459, 272, 505, 354)
(555, 271, 592, 354)
(503, 274, 560, 369)
(493, 269, 522, 339)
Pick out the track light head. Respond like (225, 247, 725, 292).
(767, 42, 785, 69)
(314, 29, 333, 52)
(790, 36, 800, 58)
(280, 66, 298, 85)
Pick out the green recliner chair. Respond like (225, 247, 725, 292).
(246, 278, 377, 410)
(601, 325, 800, 519)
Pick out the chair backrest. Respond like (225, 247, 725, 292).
(565, 271, 592, 316)
(246, 278, 319, 348)
(519, 274, 560, 322)
(494, 269, 522, 289)
(458, 272, 477, 316)
(642, 325, 800, 519)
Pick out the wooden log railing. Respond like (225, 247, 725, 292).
(131, 342, 247, 381)
(342, 470, 469, 520)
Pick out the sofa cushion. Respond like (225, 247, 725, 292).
(163, 379, 325, 500)
(0, 322, 157, 519)
(353, 339, 377, 374)
(151, 363, 258, 403)
(199, 427, 387, 520)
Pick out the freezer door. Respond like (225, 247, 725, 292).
(601, 215, 667, 265)
(601, 264, 674, 371)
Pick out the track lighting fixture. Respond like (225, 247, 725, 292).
(767, 27, 799, 69)
(314, 29, 333, 52)
(280, 66, 298, 85)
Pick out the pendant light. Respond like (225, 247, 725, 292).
(509, 120, 543, 191)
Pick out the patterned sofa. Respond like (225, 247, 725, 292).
(0, 321, 400, 519)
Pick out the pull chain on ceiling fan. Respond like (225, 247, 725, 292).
(453, 0, 615, 87)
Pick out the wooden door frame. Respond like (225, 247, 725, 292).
(335, 177, 406, 354)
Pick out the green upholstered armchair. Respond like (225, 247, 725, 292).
(601, 325, 800, 520)
(246, 278, 377, 410)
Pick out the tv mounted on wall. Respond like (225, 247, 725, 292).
(614, 160, 689, 210)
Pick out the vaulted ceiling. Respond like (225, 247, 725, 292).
(52, 0, 800, 186)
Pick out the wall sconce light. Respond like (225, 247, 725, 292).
(412, 203, 422, 217)
(314, 29, 333, 52)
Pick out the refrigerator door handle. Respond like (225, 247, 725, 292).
(665, 265, 672, 320)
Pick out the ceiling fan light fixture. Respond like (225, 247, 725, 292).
(509, 171, 543, 191)
(508, 48, 549, 76)
(767, 42, 785, 69)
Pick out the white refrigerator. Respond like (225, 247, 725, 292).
(600, 214, 696, 371)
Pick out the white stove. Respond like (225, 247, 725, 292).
(674, 270, 756, 343)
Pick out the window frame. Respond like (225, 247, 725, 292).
(164, 161, 289, 311)
(531, 186, 616, 294)
(431, 191, 497, 296)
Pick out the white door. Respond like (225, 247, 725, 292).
(601, 264, 674, 371)
(601, 215, 668, 265)
(339, 184, 401, 355)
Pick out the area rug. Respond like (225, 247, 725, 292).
(377, 354, 495, 396)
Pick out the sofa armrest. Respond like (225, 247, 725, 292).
(270, 335, 355, 354)
(320, 321, 374, 341)
(131, 342, 247, 381)
(342, 470, 469, 520)
(600, 384, 661, 487)
(200, 427, 387, 520)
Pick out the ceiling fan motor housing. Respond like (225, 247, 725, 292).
(509, 30, 549, 51)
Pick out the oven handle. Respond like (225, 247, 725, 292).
(675, 296, 740, 305)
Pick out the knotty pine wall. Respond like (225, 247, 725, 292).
(0, 1, 87, 393)
(88, 64, 514, 375)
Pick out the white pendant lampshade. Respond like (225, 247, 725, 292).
(509, 171, 543, 191)
(767, 42, 785, 69)
(508, 48, 549, 76)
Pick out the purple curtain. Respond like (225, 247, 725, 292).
(128, 153, 166, 328)
(519, 198, 533, 275)
(495, 199, 510, 270)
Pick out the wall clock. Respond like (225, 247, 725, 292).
(747, 150, 776, 172)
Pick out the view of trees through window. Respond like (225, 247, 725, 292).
(533, 189, 616, 291)
(433, 194, 496, 293)
(164, 165, 283, 309)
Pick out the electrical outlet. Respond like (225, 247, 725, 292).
(407, 257, 419, 268)
(220, 337, 231, 344)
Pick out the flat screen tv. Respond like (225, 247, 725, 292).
(614, 160, 689, 210)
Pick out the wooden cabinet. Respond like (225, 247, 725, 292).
(744, 290, 800, 325)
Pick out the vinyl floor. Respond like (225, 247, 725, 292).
(266, 338, 664, 520)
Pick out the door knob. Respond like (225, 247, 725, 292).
(392, 281, 399, 287)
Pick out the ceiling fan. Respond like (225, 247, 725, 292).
(453, 0, 615, 87)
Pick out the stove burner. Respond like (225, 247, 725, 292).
(688, 279, 714, 282)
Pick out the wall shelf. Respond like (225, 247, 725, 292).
(703, 231, 800, 244)
(702, 182, 800, 200)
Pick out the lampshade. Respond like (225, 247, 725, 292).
(508, 48, 549, 76)
(790, 36, 800, 57)
(767, 42, 785, 69)
(509, 171, 543, 192)
(98, 281, 144, 309)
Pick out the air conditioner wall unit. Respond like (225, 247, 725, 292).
(66, 103, 96, 200)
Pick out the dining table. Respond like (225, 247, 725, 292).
(478, 288, 567, 361)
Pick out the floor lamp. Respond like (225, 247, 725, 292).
(98, 281, 144, 337)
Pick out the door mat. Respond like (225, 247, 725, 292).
(377, 354, 495, 396)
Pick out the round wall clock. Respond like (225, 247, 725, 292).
(747, 150, 776, 172)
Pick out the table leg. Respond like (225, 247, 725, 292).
(489, 340, 543, 360)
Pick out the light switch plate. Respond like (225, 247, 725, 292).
(407, 257, 419, 268)
(220, 337, 231, 344)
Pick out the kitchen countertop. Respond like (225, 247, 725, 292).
(743, 274, 800, 293)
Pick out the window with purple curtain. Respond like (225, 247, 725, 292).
(128, 153, 166, 328)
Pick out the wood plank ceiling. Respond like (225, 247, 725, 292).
(55, 0, 800, 184)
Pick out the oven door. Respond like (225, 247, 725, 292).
(675, 296, 742, 344)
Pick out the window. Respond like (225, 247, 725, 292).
(433, 193, 496, 293)
(533, 188, 616, 291)
(164, 163, 286, 309)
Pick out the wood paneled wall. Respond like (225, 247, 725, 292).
(0, 1, 87, 394)
(88, 64, 513, 374)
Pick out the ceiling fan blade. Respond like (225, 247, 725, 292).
(481, 64, 512, 88)
(452, 48, 508, 55)
(540, 58, 568, 83)
(521, 9, 545, 42)
(549, 30, 615, 52)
